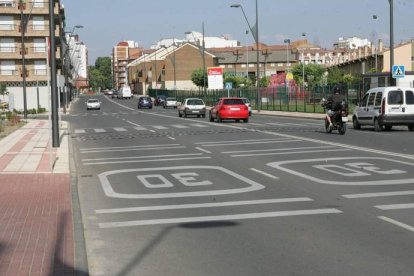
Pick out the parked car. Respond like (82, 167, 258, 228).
(155, 95, 167, 106)
(209, 97, 249, 123)
(117, 86, 132, 99)
(352, 86, 414, 131)
(86, 99, 101, 110)
(163, 97, 178, 109)
(241, 97, 252, 116)
(137, 96, 153, 109)
(178, 98, 206, 118)
(112, 89, 118, 98)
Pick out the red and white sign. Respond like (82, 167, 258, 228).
(208, 67, 223, 90)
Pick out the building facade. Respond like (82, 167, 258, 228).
(0, 0, 66, 111)
(112, 40, 142, 90)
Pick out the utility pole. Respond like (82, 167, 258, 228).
(389, 0, 395, 86)
(19, 0, 28, 119)
(49, 0, 59, 147)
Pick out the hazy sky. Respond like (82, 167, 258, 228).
(63, 0, 414, 65)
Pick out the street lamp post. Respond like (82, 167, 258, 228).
(49, 0, 59, 147)
(284, 39, 290, 91)
(301, 33, 306, 92)
(231, 0, 260, 112)
(389, 0, 395, 86)
(372, 15, 378, 72)
(19, 0, 28, 119)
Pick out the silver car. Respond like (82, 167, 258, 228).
(86, 99, 101, 110)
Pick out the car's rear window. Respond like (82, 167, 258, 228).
(167, 98, 176, 101)
(406, 90, 414, 105)
(241, 98, 250, 104)
(141, 97, 151, 101)
(88, 100, 98, 103)
(187, 99, 204, 105)
(223, 99, 244, 105)
(387, 90, 403, 105)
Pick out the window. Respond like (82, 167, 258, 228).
(0, 60, 16, 75)
(378, 77, 386, 87)
(360, 93, 369, 106)
(33, 38, 46, 53)
(32, 16, 45, 31)
(374, 92, 382, 106)
(0, 16, 14, 31)
(223, 99, 244, 105)
(0, 38, 15, 53)
(367, 93, 375, 107)
(406, 90, 414, 105)
(387, 90, 403, 105)
(32, 0, 44, 8)
(34, 60, 46, 75)
(0, 0, 14, 7)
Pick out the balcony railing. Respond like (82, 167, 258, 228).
(0, 1, 15, 7)
(0, 69, 18, 76)
(32, 69, 47, 75)
(0, 23, 16, 31)
(0, 46, 17, 53)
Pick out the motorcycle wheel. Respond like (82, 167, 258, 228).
(339, 123, 347, 135)
(325, 120, 332, 133)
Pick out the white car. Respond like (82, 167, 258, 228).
(86, 99, 101, 110)
(178, 98, 206, 118)
(163, 97, 178, 109)
(241, 98, 252, 116)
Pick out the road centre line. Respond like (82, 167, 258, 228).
(202, 140, 302, 147)
(110, 98, 414, 161)
(250, 168, 279, 179)
(343, 190, 414, 199)
(378, 216, 414, 232)
(168, 136, 176, 140)
(222, 145, 335, 154)
(126, 120, 141, 127)
(196, 138, 291, 145)
(375, 203, 414, 210)
(231, 148, 350, 157)
(80, 144, 181, 151)
(99, 208, 342, 228)
(196, 147, 211, 154)
(84, 156, 211, 165)
(82, 153, 203, 162)
(95, 197, 313, 214)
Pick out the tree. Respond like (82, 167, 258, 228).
(292, 63, 325, 86)
(191, 68, 207, 88)
(223, 74, 252, 88)
(327, 67, 345, 85)
(88, 57, 112, 90)
(259, 76, 270, 87)
(0, 84, 9, 100)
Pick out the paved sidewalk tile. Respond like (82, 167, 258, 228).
(0, 174, 75, 276)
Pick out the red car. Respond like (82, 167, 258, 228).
(209, 97, 249, 123)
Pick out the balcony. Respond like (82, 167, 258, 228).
(0, 1, 59, 15)
(0, 46, 20, 59)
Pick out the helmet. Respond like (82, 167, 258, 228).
(333, 86, 341, 94)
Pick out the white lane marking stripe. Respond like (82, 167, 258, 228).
(96, 198, 313, 214)
(99, 208, 342, 228)
(222, 145, 334, 154)
(94, 129, 106, 133)
(153, 126, 168, 129)
(190, 124, 209, 128)
(378, 216, 414, 232)
(250, 168, 279, 179)
(343, 190, 414, 199)
(126, 120, 141, 127)
(82, 153, 202, 162)
(80, 146, 186, 154)
(168, 136, 176, 140)
(231, 149, 350, 157)
(150, 130, 156, 133)
(84, 156, 211, 165)
(114, 128, 127, 132)
(375, 203, 414, 210)
(133, 127, 147, 131)
(196, 147, 211, 154)
(202, 140, 302, 147)
(74, 129, 86, 134)
(196, 138, 291, 145)
(80, 144, 180, 151)
(171, 124, 188, 129)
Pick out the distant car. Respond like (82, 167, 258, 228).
(104, 89, 113, 96)
(178, 98, 206, 118)
(155, 95, 167, 106)
(137, 96, 153, 109)
(164, 97, 178, 109)
(209, 97, 249, 123)
(241, 98, 252, 116)
(112, 90, 118, 98)
(86, 99, 101, 110)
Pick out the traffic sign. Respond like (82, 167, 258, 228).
(392, 65, 405, 79)
(225, 82, 233, 90)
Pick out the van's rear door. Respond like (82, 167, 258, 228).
(386, 89, 404, 115)
(404, 89, 414, 115)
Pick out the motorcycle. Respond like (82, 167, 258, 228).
(321, 99, 348, 135)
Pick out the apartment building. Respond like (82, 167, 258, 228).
(67, 34, 88, 93)
(0, 0, 65, 111)
(112, 40, 142, 90)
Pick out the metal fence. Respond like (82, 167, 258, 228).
(148, 83, 364, 113)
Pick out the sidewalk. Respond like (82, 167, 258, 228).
(0, 119, 78, 275)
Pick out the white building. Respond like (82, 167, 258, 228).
(334, 36, 371, 49)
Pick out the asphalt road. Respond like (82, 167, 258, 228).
(66, 94, 414, 276)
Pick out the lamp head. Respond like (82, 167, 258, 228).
(230, 4, 241, 8)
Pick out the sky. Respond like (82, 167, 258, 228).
(62, 0, 414, 65)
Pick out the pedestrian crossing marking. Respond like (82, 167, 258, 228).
(133, 127, 147, 131)
(94, 129, 106, 133)
(75, 129, 86, 134)
(113, 128, 127, 132)
(153, 125, 168, 130)
(170, 125, 188, 129)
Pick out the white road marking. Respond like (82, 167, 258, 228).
(133, 126, 147, 131)
(149, 130, 156, 133)
(126, 120, 141, 127)
(250, 168, 279, 179)
(99, 208, 342, 228)
(195, 147, 211, 154)
(196, 138, 291, 145)
(94, 129, 106, 133)
(375, 203, 414, 210)
(190, 124, 209, 128)
(343, 190, 414, 199)
(167, 136, 176, 140)
(99, 165, 265, 199)
(222, 145, 335, 154)
(114, 128, 127, 132)
(378, 216, 414, 232)
(232, 149, 350, 157)
(84, 156, 210, 165)
(96, 197, 313, 214)
(153, 125, 168, 130)
(171, 124, 188, 129)
(80, 146, 185, 154)
(80, 144, 181, 152)
(82, 153, 203, 162)
(74, 129, 86, 134)
(202, 140, 302, 147)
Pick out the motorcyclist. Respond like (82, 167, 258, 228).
(324, 86, 345, 127)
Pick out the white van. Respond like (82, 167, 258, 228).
(352, 86, 414, 131)
(117, 86, 132, 99)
